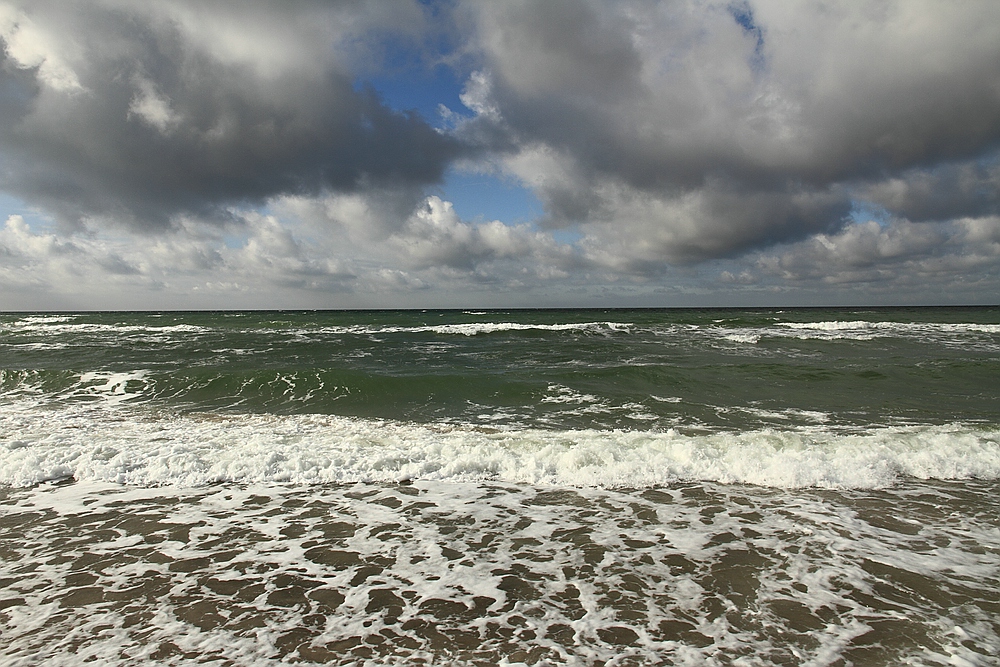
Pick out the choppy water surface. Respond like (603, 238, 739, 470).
(1, 308, 998, 665)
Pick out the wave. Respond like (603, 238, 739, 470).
(6, 313, 997, 344)
(2, 313, 632, 335)
(313, 321, 634, 336)
(2, 401, 997, 489)
(2, 320, 208, 336)
(779, 320, 1000, 332)
(775, 320, 1000, 337)
(645, 320, 999, 345)
(11, 315, 76, 325)
(691, 320, 1000, 348)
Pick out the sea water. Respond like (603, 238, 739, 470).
(0, 308, 997, 665)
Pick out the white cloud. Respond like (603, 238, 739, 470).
(128, 78, 181, 133)
(749, 216, 1000, 294)
(0, 214, 145, 296)
(223, 211, 355, 290)
(0, 3, 83, 92)
(0, 197, 567, 307)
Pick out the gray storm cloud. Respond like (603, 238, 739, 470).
(0, 0, 462, 229)
(456, 0, 1000, 263)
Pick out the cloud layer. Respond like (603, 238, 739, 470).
(1, 0, 999, 307)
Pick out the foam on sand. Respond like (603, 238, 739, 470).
(1, 477, 996, 666)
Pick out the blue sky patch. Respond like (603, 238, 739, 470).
(437, 170, 543, 225)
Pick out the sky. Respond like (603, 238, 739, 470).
(1, 0, 999, 310)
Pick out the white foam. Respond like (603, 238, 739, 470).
(70, 370, 152, 405)
(1, 401, 997, 489)
(774, 320, 1000, 340)
(734, 407, 831, 423)
(346, 321, 633, 336)
(780, 320, 890, 331)
(779, 320, 1000, 332)
(540, 384, 602, 405)
(2, 320, 209, 336)
(719, 331, 760, 344)
(10, 315, 76, 325)
(4, 342, 69, 350)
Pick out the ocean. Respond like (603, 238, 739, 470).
(0, 307, 998, 666)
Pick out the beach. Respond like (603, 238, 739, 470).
(1, 308, 998, 665)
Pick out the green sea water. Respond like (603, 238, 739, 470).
(2, 307, 997, 432)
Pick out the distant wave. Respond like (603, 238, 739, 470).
(2, 320, 208, 335)
(6, 314, 997, 342)
(690, 320, 1000, 346)
(315, 322, 634, 336)
(776, 320, 1000, 336)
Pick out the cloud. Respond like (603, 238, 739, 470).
(387, 195, 569, 272)
(0, 214, 143, 294)
(0, 0, 462, 230)
(456, 0, 1000, 264)
(749, 215, 1000, 295)
(861, 160, 1000, 223)
(0, 194, 581, 308)
(0, 208, 359, 305)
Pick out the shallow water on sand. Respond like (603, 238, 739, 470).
(1, 478, 997, 666)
